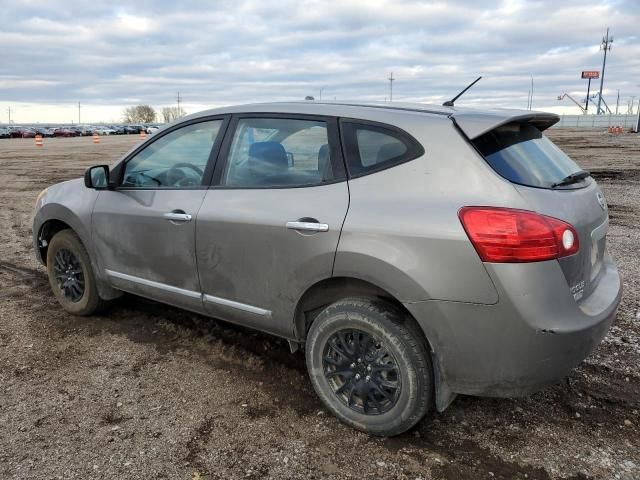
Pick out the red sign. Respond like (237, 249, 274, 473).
(581, 71, 600, 79)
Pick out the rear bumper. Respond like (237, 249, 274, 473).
(405, 254, 621, 401)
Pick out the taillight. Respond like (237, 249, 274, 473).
(458, 207, 579, 263)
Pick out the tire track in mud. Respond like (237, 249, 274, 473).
(0, 261, 320, 418)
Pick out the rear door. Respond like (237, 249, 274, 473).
(195, 114, 349, 337)
(471, 121, 609, 301)
(92, 118, 227, 312)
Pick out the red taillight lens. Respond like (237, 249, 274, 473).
(458, 207, 579, 263)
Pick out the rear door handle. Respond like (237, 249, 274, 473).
(163, 211, 192, 222)
(286, 221, 329, 232)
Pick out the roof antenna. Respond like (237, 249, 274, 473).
(443, 76, 482, 107)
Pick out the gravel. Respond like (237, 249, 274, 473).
(0, 130, 638, 479)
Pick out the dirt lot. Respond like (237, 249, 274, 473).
(0, 129, 638, 479)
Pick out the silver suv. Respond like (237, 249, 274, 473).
(33, 102, 622, 436)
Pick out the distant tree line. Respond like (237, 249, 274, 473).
(122, 105, 186, 124)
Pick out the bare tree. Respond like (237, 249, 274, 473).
(161, 106, 186, 123)
(122, 105, 156, 123)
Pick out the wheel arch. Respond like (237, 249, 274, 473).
(34, 206, 121, 301)
(293, 275, 456, 412)
(294, 276, 425, 346)
(36, 218, 73, 265)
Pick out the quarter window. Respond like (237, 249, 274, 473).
(122, 120, 223, 188)
(341, 122, 423, 177)
(221, 118, 336, 187)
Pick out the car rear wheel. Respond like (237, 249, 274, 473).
(306, 297, 433, 436)
(46, 229, 108, 316)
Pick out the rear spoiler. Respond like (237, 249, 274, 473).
(451, 110, 560, 140)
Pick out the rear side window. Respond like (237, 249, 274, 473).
(472, 123, 585, 189)
(341, 121, 424, 177)
(221, 117, 343, 188)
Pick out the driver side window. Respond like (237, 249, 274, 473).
(122, 120, 222, 188)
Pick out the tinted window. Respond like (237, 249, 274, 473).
(122, 120, 222, 188)
(222, 118, 335, 187)
(342, 122, 423, 177)
(473, 123, 585, 189)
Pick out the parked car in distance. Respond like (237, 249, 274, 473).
(33, 101, 621, 436)
(109, 125, 126, 135)
(35, 127, 54, 137)
(52, 127, 78, 137)
(94, 126, 116, 136)
(9, 127, 31, 138)
(145, 125, 160, 134)
(0, 127, 10, 139)
(21, 128, 37, 138)
(124, 125, 144, 134)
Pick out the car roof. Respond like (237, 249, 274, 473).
(182, 101, 560, 140)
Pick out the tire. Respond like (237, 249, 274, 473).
(46, 229, 108, 316)
(306, 297, 433, 436)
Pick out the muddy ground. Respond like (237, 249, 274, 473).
(0, 129, 638, 479)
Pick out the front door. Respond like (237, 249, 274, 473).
(195, 115, 349, 337)
(92, 118, 226, 312)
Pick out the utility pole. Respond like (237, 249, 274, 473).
(176, 92, 182, 116)
(78, 101, 81, 124)
(388, 72, 394, 102)
(319, 87, 324, 101)
(615, 90, 620, 114)
(529, 76, 534, 110)
(7, 106, 11, 124)
(597, 27, 612, 115)
(630, 96, 637, 115)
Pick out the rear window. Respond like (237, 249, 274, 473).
(473, 123, 586, 189)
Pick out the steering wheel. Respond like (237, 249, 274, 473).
(166, 162, 204, 187)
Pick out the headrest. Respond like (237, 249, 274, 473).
(248, 141, 288, 170)
(318, 143, 330, 169)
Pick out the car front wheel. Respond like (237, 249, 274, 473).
(46, 229, 107, 316)
(306, 297, 433, 436)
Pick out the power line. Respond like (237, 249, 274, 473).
(597, 27, 612, 115)
(388, 72, 394, 102)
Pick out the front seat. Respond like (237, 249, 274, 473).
(247, 141, 289, 186)
(317, 144, 333, 181)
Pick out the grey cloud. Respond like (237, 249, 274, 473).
(0, 0, 638, 113)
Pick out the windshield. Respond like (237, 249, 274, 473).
(473, 123, 587, 189)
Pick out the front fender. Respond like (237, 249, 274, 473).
(33, 179, 120, 300)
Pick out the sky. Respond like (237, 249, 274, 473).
(0, 0, 639, 124)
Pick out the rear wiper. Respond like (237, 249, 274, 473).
(551, 170, 591, 188)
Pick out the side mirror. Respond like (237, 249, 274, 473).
(84, 165, 112, 189)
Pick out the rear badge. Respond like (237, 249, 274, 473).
(571, 280, 585, 301)
(597, 192, 607, 211)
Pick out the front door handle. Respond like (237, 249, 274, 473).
(286, 221, 329, 232)
(163, 210, 192, 222)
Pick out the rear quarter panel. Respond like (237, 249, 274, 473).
(335, 111, 523, 304)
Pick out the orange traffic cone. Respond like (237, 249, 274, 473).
(35, 134, 43, 148)
(92, 133, 100, 144)
(140, 130, 146, 140)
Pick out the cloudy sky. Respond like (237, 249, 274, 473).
(1, 0, 639, 123)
